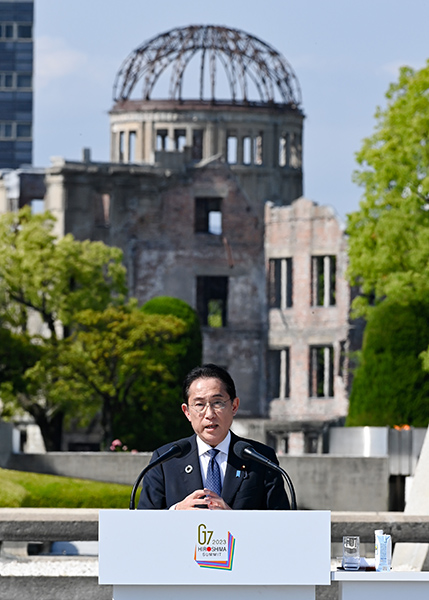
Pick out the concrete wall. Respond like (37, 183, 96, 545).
(0, 421, 18, 468)
(5, 451, 389, 511)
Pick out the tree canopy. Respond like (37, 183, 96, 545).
(347, 300, 429, 427)
(347, 60, 429, 316)
(346, 61, 429, 426)
(0, 208, 202, 451)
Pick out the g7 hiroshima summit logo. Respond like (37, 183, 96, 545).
(194, 523, 235, 570)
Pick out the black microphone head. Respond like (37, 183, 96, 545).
(233, 440, 252, 460)
(171, 439, 192, 458)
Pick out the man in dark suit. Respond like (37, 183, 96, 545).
(138, 364, 290, 510)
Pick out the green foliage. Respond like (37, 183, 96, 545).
(348, 60, 429, 317)
(140, 296, 202, 376)
(0, 210, 202, 452)
(0, 468, 131, 508)
(0, 207, 127, 449)
(347, 301, 429, 427)
(347, 61, 429, 424)
(55, 302, 190, 450)
(110, 296, 203, 450)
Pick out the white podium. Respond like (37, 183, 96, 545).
(99, 509, 331, 600)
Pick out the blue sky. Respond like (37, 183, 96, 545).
(33, 0, 429, 220)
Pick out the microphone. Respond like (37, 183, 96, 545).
(129, 439, 192, 510)
(234, 441, 297, 510)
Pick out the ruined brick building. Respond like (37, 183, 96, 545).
(0, 25, 352, 453)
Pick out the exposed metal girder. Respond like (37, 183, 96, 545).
(112, 25, 302, 106)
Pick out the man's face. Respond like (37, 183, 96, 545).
(182, 377, 239, 447)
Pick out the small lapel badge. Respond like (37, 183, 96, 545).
(185, 465, 193, 474)
(235, 470, 241, 478)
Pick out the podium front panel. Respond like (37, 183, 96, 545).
(99, 510, 330, 586)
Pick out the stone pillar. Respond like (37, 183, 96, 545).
(288, 431, 305, 455)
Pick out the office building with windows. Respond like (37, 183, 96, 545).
(0, 0, 33, 169)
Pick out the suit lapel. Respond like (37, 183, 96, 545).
(175, 435, 203, 496)
(222, 432, 248, 506)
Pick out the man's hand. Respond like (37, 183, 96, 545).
(175, 490, 210, 510)
(175, 489, 232, 510)
(203, 488, 232, 510)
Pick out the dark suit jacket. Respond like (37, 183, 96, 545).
(137, 431, 290, 510)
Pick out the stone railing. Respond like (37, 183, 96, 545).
(1, 508, 429, 544)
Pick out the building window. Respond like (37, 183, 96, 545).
(16, 123, 31, 138)
(17, 24, 32, 39)
(196, 276, 228, 327)
(192, 129, 203, 160)
(119, 131, 125, 162)
(290, 132, 302, 168)
(268, 258, 293, 308)
(94, 192, 111, 227)
(311, 255, 336, 306)
(279, 133, 289, 166)
(309, 345, 334, 398)
(128, 131, 136, 162)
(0, 122, 13, 139)
(0, 73, 14, 89)
(195, 197, 222, 235)
(227, 135, 237, 164)
(242, 136, 251, 165)
(174, 128, 186, 151)
(253, 132, 263, 165)
(267, 348, 290, 400)
(17, 73, 32, 88)
(304, 433, 320, 454)
(155, 129, 168, 151)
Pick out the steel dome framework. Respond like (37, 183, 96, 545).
(113, 25, 302, 106)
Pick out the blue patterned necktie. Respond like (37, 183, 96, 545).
(206, 448, 222, 496)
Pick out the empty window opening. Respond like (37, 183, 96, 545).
(156, 129, 168, 151)
(267, 348, 290, 400)
(192, 130, 203, 160)
(119, 132, 125, 163)
(254, 132, 263, 165)
(243, 136, 251, 165)
(31, 199, 44, 214)
(94, 192, 111, 227)
(311, 256, 336, 306)
(305, 433, 320, 454)
(195, 197, 222, 234)
(309, 345, 334, 398)
(290, 132, 302, 168)
(268, 258, 293, 308)
(128, 131, 136, 163)
(279, 133, 290, 166)
(174, 129, 187, 151)
(227, 135, 237, 164)
(197, 276, 228, 327)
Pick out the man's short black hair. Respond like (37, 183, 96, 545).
(182, 363, 237, 403)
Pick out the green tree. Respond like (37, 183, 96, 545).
(347, 301, 429, 427)
(348, 60, 429, 316)
(347, 61, 429, 425)
(52, 302, 190, 450)
(0, 207, 127, 449)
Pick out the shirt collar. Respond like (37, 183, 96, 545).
(196, 430, 231, 458)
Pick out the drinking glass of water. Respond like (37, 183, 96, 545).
(342, 536, 360, 570)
